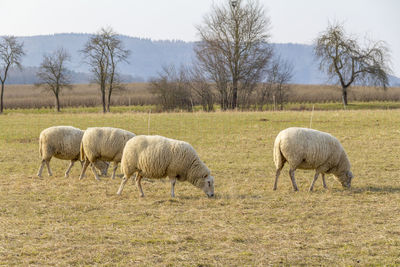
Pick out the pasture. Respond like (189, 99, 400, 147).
(0, 109, 399, 265)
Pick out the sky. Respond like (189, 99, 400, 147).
(1, 0, 399, 76)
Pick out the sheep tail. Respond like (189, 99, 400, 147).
(120, 161, 125, 176)
(39, 137, 43, 158)
(80, 141, 85, 162)
(273, 137, 284, 170)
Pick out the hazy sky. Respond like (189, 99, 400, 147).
(1, 0, 399, 75)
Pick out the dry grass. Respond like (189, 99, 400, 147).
(287, 84, 400, 102)
(3, 83, 156, 109)
(3, 83, 400, 110)
(0, 110, 399, 265)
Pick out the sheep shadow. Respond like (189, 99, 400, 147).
(351, 186, 400, 194)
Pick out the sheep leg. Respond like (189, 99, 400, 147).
(289, 169, 299, 191)
(170, 178, 176, 197)
(90, 163, 101, 181)
(79, 160, 90, 180)
(65, 160, 75, 178)
(273, 168, 281, 190)
(102, 161, 110, 176)
(136, 174, 144, 197)
(37, 160, 46, 177)
(111, 163, 118, 179)
(309, 172, 319, 192)
(117, 175, 131, 195)
(322, 174, 327, 189)
(45, 160, 52, 176)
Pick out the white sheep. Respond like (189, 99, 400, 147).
(117, 135, 214, 198)
(37, 126, 109, 178)
(79, 127, 136, 180)
(273, 127, 353, 191)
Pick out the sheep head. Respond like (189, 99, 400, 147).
(196, 174, 214, 198)
(338, 170, 353, 189)
(97, 161, 110, 176)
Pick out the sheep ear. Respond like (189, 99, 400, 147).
(203, 174, 208, 179)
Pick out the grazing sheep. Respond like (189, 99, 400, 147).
(273, 127, 353, 191)
(37, 126, 109, 178)
(117, 135, 214, 198)
(79, 127, 136, 180)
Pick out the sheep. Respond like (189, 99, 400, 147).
(37, 126, 109, 178)
(116, 135, 214, 198)
(273, 127, 353, 191)
(79, 127, 136, 181)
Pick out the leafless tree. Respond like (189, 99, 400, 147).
(271, 57, 293, 110)
(82, 33, 108, 112)
(0, 36, 25, 113)
(257, 56, 293, 110)
(149, 65, 192, 111)
(103, 29, 130, 112)
(36, 48, 72, 112)
(187, 65, 214, 111)
(196, 0, 272, 109)
(81, 27, 130, 113)
(315, 22, 391, 106)
(195, 43, 230, 110)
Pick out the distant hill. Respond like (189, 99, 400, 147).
(3, 33, 399, 86)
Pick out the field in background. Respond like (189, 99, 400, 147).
(3, 83, 155, 109)
(3, 83, 400, 110)
(0, 110, 399, 265)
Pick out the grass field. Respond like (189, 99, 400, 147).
(0, 109, 399, 265)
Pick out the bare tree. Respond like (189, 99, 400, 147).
(315, 22, 391, 106)
(187, 65, 214, 111)
(82, 33, 108, 112)
(0, 36, 25, 113)
(81, 27, 130, 113)
(196, 0, 272, 109)
(36, 48, 72, 112)
(195, 43, 230, 110)
(103, 29, 130, 112)
(149, 65, 192, 111)
(257, 56, 293, 110)
(271, 57, 293, 110)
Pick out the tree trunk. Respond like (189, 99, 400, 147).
(342, 86, 348, 106)
(101, 87, 106, 113)
(107, 89, 111, 112)
(0, 82, 4, 114)
(55, 94, 60, 112)
(232, 80, 238, 109)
